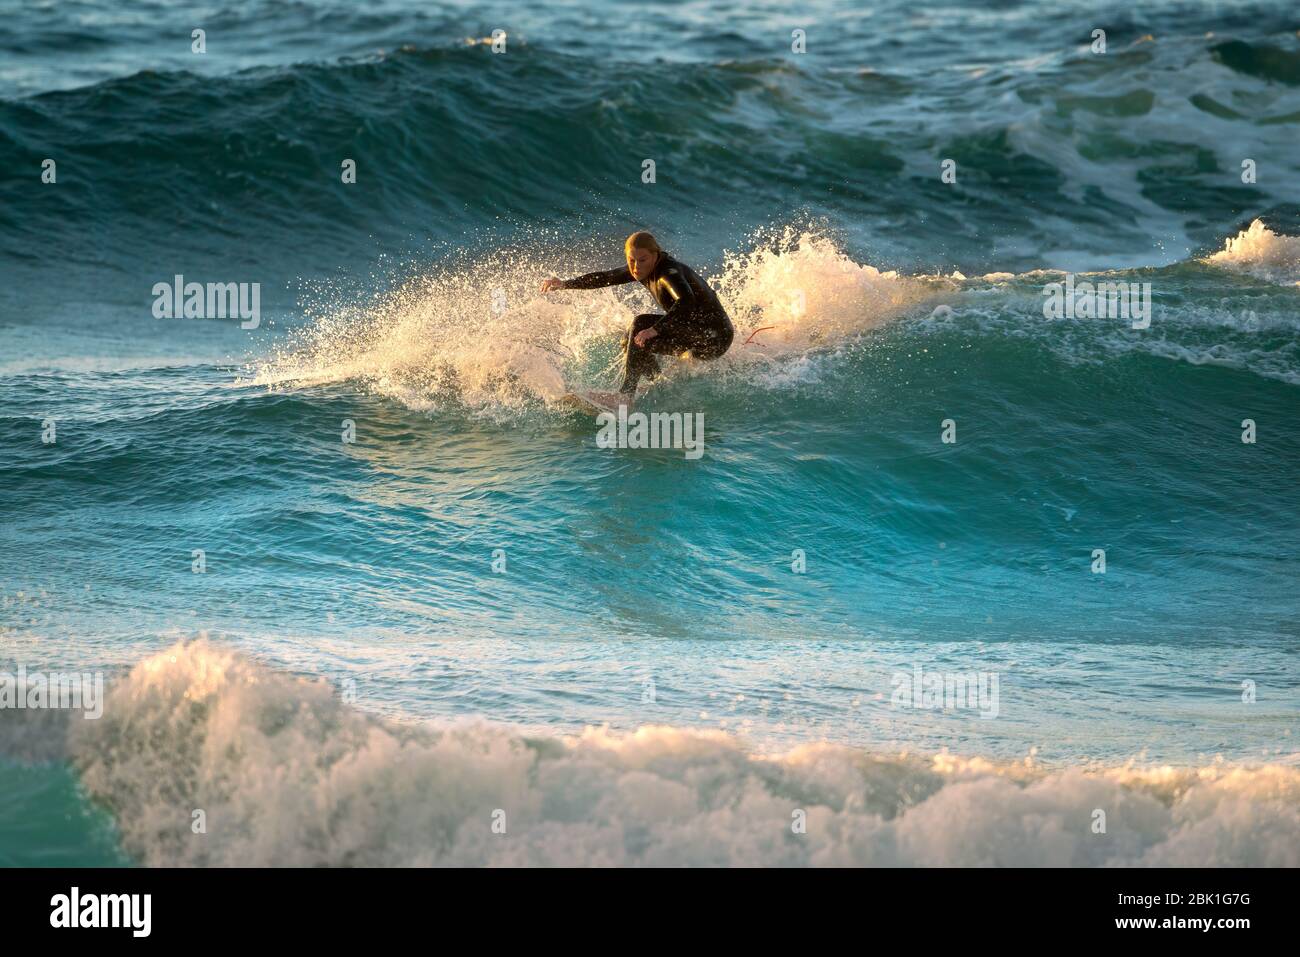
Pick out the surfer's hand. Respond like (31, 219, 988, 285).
(634, 327, 659, 347)
(540, 277, 565, 293)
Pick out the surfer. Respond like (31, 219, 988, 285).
(541, 231, 734, 398)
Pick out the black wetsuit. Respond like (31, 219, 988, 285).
(563, 253, 734, 395)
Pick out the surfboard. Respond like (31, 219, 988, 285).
(559, 390, 627, 415)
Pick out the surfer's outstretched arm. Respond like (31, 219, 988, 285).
(540, 266, 632, 293)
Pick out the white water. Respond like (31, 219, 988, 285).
(1205, 219, 1300, 286)
(246, 229, 939, 413)
(26, 641, 1295, 867)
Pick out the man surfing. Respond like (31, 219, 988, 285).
(540, 231, 734, 406)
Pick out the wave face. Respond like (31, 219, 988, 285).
(2, 0, 1299, 867)
(2, 227, 1298, 763)
(0, 642, 1292, 867)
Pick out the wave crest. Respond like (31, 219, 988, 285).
(51, 641, 1300, 867)
(247, 229, 936, 414)
(1206, 219, 1300, 285)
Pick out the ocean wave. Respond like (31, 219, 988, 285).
(1205, 218, 1300, 285)
(2, 640, 1292, 866)
(5, 28, 1299, 275)
(245, 222, 1300, 424)
(1210, 39, 1300, 86)
(245, 227, 943, 416)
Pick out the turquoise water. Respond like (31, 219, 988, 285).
(1, 0, 1298, 866)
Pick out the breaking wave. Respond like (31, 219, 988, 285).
(4, 641, 1296, 867)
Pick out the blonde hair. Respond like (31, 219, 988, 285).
(625, 231, 661, 255)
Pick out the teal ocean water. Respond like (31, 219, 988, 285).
(1, 0, 1298, 866)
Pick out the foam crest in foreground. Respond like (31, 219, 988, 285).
(61, 642, 1300, 867)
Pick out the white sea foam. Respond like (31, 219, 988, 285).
(26, 641, 1293, 867)
(244, 222, 1299, 413)
(245, 230, 939, 412)
(713, 228, 936, 353)
(1205, 219, 1300, 286)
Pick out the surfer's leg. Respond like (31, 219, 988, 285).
(619, 312, 731, 395)
(684, 317, 734, 360)
(659, 312, 734, 361)
(619, 313, 666, 395)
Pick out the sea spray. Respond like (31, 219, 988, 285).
(47, 641, 1300, 868)
(247, 226, 942, 416)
